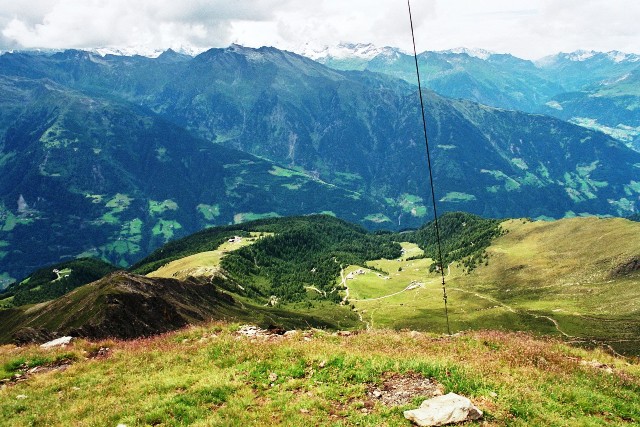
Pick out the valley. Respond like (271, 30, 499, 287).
(2, 46, 640, 285)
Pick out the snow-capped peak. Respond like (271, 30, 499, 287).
(440, 47, 494, 60)
(606, 50, 640, 63)
(545, 49, 640, 64)
(299, 43, 405, 61)
(90, 45, 203, 58)
(565, 50, 597, 61)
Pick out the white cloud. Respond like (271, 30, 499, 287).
(0, 0, 286, 52)
(0, 0, 638, 58)
(523, 0, 640, 56)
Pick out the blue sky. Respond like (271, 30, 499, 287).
(0, 0, 638, 59)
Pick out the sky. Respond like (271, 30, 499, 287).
(0, 0, 638, 59)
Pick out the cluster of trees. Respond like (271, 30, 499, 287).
(406, 212, 503, 272)
(221, 216, 401, 302)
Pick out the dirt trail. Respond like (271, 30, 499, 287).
(450, 287, 573, 337)
(351, 283, 425, 302)
(449, 288, 517, 313)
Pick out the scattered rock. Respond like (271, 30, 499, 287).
(318, 360, 326, 368)
(268, 372, 278, 382)
(235, 324, 286, 341)
(337, 331, 352, 337)
(300, 409, 310, 414)
(489, 391, 498, 398)
(611, 257, 640, 277)
(283, 330, 298, 337)
(404, 393, 483, 426)
(16, 394, 27, 399)
(40, 336, 74, 349)
(236, 325, 265, 337)
(367, 372, 443, 406)
(580, 359, 614, 374)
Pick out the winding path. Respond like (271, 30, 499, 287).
(342, 261, 573, 339)
(450, 287, 573, 337)
(350, 283, 424, 302)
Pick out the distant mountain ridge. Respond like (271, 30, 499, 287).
(307, 43, 640, 150)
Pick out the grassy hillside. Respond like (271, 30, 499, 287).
(2, 215, 394, 344)
(344, 216, 640, 354)
(146, 232, 269, 280)
(457, 217, 640, 353)
(1, 323, 639, 426)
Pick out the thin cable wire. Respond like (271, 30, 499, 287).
(407, 0, 451, 335)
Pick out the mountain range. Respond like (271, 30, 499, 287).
(1, 45, 640, 284)
(308, 44, 640, 151)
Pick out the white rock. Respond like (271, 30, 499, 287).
(404, 393, 482, 426)
(40, 336, 74, 349)
(16, 394, 27, 399)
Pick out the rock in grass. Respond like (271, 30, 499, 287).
(40, 336, 74, 349)
(404, 393, 482, 426)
